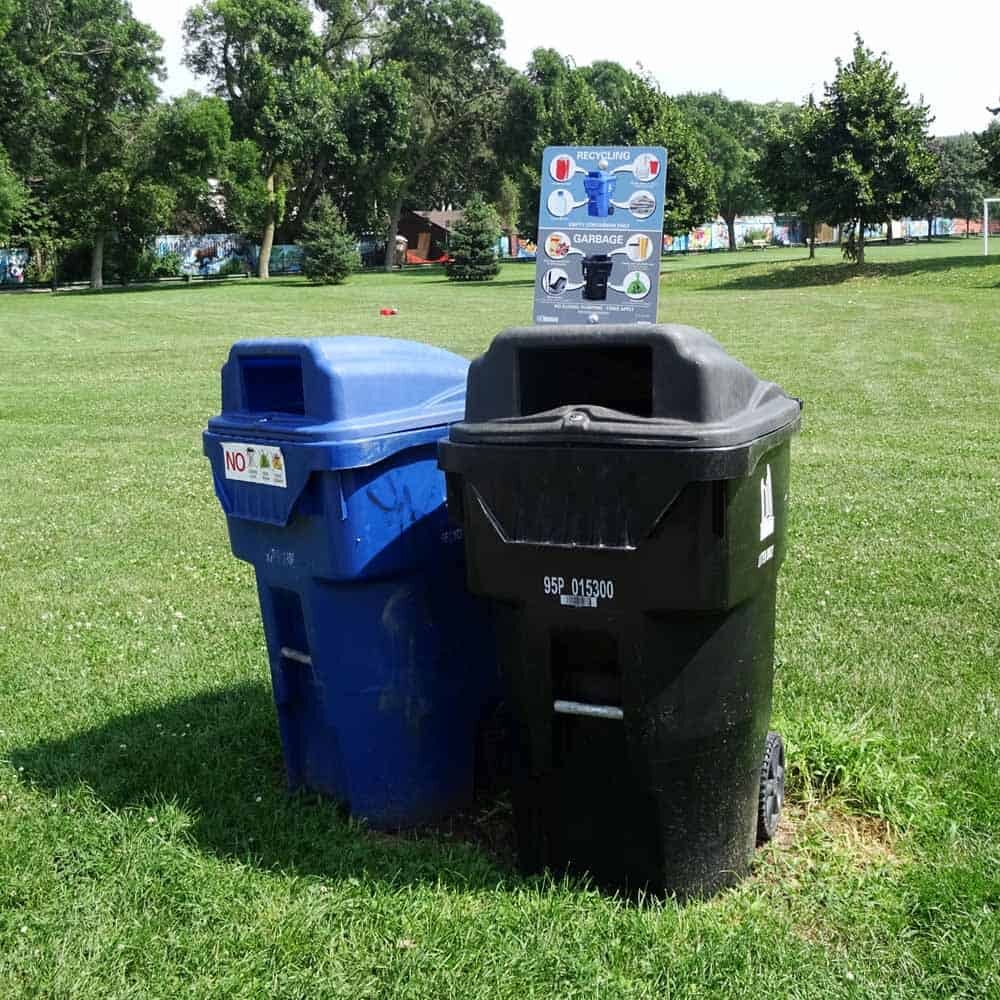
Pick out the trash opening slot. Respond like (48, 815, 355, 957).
(517, 345, 652, 417)
(241, 355, 306, 415)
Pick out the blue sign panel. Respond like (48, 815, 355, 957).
(534, 146, 667, 325)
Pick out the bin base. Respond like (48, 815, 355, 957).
(496, 586, 776, 898)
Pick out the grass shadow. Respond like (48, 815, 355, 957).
(11, 682, 518, 891)
(708, 252, 1000, 291)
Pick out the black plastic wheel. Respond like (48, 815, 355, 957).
(757, 731, 785, 844)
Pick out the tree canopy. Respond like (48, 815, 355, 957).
(3, 9, 989, 286)
(809, 35, 937, 263)
(673, 92, 775, 251)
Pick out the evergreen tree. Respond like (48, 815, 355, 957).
(300, 194, 359, 284)
(446, 194, 500, 281)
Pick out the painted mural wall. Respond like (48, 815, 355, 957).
(1, 248, 28, 284)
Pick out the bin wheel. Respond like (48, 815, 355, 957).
(757, 731, 785, 844)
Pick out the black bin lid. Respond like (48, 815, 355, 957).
(449, 324, 801, 450)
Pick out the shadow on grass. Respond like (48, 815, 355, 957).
(705, 252, 1000, 291)
(11, 682, 518, 891)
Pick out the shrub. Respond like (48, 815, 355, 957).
(446, 194, 500, 281)
(300, 197, 359, 285)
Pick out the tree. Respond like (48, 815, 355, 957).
(758, 100, 831, 258)
(673, 92, 773, 251)
(494, 174, 520, 255)
(811, 35, 937, 264)
(378, 0, 508, 271)
(584, 64, 716, 238)
(446, 193, 499, 281)
(0, 0, 165, 288)
(303, 60, 412, 240)
(300, 194, 360, 283)
(978, 120, 1000, 192)
(496, 51, 715, 242)
(913, 134, 987, 239)
(0, 147, 24, 233)
(184, 0, 321, 278)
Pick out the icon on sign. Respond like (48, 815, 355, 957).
(550, 154, 580, 183)
(547, 188, 584, 218)
(545, 232, 580, 260)
(632, 153, 661, 182)
(542, 268, 570, 295)
(625, 233, 654, 263)
(627, 190, 657, 220)
(620, 270, 652, 299)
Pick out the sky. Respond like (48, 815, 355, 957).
(134, 0, 999, 138)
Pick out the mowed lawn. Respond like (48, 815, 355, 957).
(1, 240, 998, 998)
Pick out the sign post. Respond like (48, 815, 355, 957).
(533, 146, 667, 326)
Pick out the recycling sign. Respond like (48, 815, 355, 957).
(534, 146, 667, 326)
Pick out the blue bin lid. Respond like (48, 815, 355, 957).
(206, 337, 468, 454)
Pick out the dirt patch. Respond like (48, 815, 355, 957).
(754, 800, 898, 884)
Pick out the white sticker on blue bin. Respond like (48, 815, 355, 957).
(221, 442, 287, 488)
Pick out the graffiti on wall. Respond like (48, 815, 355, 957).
(156, 234, 254, 276)
(264, 245, 304, 274)
(1, 248, 28, 284)
(154, 235, 307, 275)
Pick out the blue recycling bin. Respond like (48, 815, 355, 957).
(583, 171, 616, 217)
(203, 336, 499, 828)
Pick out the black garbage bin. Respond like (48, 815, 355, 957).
(582, 254, 614, 301)
(438, 324, 802, 897)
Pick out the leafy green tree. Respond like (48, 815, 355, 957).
(912, 134, 988, 239)
(300, 194, 360, 284)
(446, 193, 499, 281)
(0, 0, 165, 287)
(0, 147, 24, 233)
(758, 100, 831, 258)
(496, 51, 715, 241)
(583, 63, 716, 237)
(494, 174, 520, 254)
(379, 0, 507, 271)
(673, 92, 775, 251)
(297, 60, 412, 240)
(494, 50, 604, 240)
(811, 35, 937, 264)
(977, 120, 1000, 192)
(184, 0, 322, 278)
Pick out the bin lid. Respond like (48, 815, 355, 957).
(206, 336, 468, 448)
(448, 324, 801, 450)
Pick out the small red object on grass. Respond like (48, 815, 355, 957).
(379, 307, 399, 317)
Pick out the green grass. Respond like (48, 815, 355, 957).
(2, 239, 999, 998)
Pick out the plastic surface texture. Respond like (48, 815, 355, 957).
(439, 324, 801, 897)
(451, 324, 801, 449)
(205, 336, 498, 828)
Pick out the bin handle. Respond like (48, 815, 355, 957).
(280, 646, 313, 666)
(553, 700, 623, 721)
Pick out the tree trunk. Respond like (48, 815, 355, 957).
(808, 220, 816, 259)
(90, 232, 105, 290)
(385, 193, 403, 272)
(926, 214, 933, 242)
(857, 218, 865, 265)
(965, 216, 971, 237)
(725, 213, 737, 252)
(885, 217, 892, 245)
(258, 172, 276, 280)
